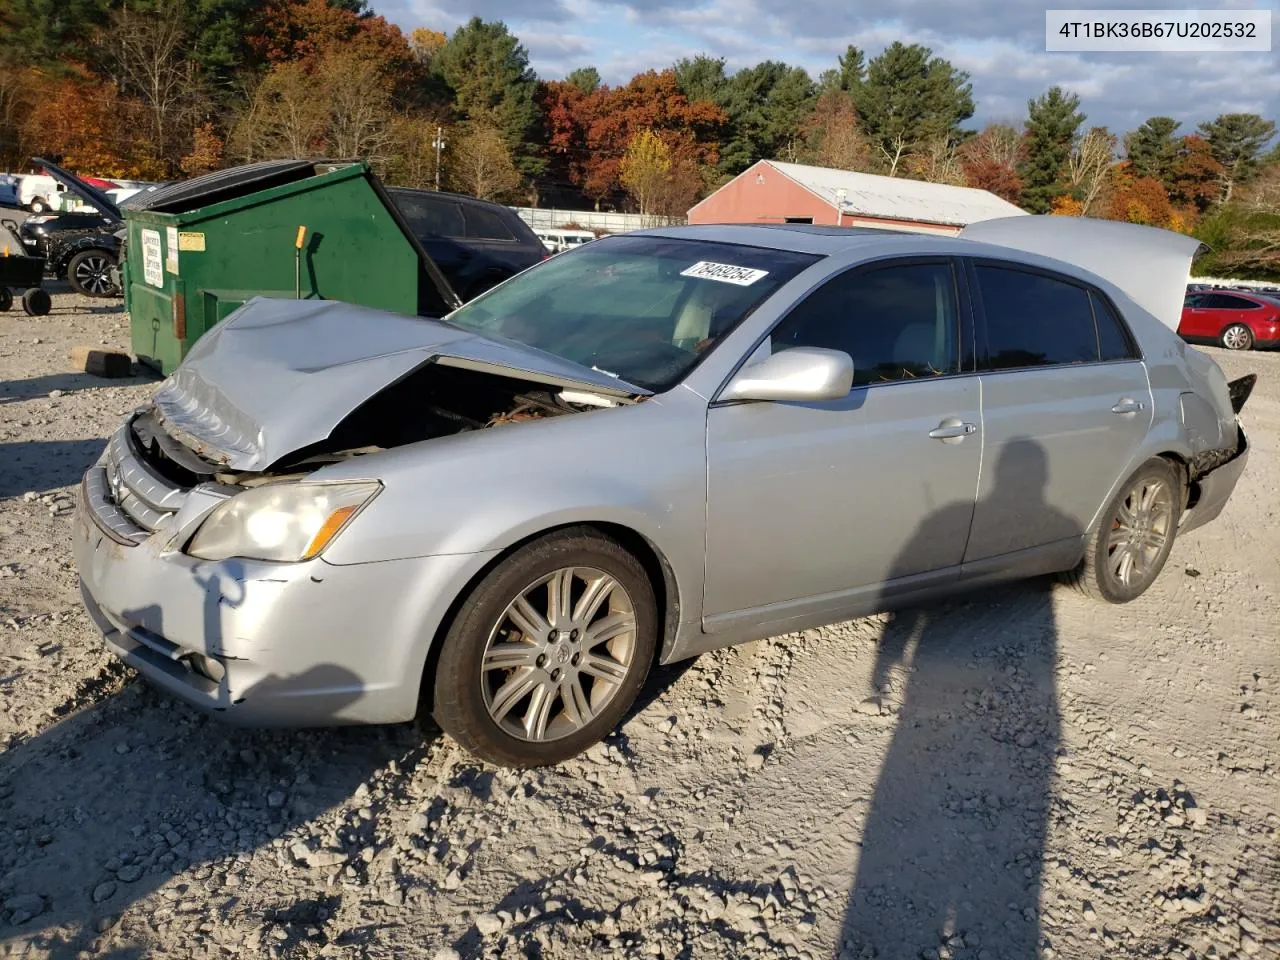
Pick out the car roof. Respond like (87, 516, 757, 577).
(632, 222, 1037, 258)
(386, 186, 516, 215)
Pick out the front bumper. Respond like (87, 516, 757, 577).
(1180, 423, 1250, 536)
(74, 485, 495, 726)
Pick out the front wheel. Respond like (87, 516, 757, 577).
(1221, 323, 1253, 351)
(28, 198, 47, 214)
(432, 528, 657, 767)
(67, 250, 120, 297)
(1064, 458, 1181, 603)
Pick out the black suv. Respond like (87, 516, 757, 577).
(18, 159, 123, 298)
(386, 188, 546, 300)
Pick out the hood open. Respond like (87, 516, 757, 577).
(152, 297, 651, 472)
(959, 216, 1203, 333)
(32, 157, 122, 222)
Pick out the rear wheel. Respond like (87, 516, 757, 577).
(0, 287, 11, 311)
(21, 287, 51, 316)
(28, 197, 47, 214)
(1064, 458, 1181, 603)
(1221, 324, 1253, 351)
(432, 528, 657, 767)
(67, 250, 120, 297)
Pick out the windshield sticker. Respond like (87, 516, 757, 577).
(680, 261, 769, 286)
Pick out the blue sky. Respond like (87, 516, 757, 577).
(381, 0, 1280, 138)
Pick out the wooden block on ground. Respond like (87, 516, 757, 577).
(70, 346, 132, 378)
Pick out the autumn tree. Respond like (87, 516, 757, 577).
(180, 121, 224, 176)
(1198, 112, 1277, 201)
(800, 89, 872, 172)
(1106, 166, 1177, 228)
(1067, 126, 1116, 215)
(385, 113, 448, 189)
(583, 69, 725, 204)
(436, 17, 540, 175)
(409, 27, 446, 64)
(854, 42, 974, 176)
(227, 61, 327, 160)
(1169, 135, 1224, 213)
(1020, 86, 1084, 213)
(99, 0, 203, 174)
(906, 137, 964, 185)
(958, 122, 1023, 204)
(249, 0, 416, 80)
(319, 51, 394, 160)
(619, 129, 671, 216)
(447, 122, 523, 201)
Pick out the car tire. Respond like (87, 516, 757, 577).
(1064, 458, 1182, 603)
(67, 249, 121, 298)
(432, 527, 657, 767)
(22, 287, 52, 316)
(28, 198, 47, 214)
(1220, 324, 1253, 351)
(0, 287, 11, 311)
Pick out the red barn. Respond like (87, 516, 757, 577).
(689, 159, 1026, 235)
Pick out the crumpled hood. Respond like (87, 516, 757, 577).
(960, 216, 1202, 333)
(153, 297, 650, 472)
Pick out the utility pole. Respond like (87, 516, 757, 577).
(432, 126, 446, 191)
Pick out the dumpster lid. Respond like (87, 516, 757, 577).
(32, 157, 122, 222)
(152, 297, 650, 472)
(130, 159, 339, 213)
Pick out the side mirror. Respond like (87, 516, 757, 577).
(719, 346, 854, 403)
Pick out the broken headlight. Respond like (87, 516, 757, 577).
(187, 481, 381, 562)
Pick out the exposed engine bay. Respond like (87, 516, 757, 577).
(131, 362, 622, 489)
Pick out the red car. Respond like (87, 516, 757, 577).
(1179, 289, 1280, 351)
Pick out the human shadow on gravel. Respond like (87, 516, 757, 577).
(0, 439, 106, 498)
(0, 665, 431, 955)
(838, 439, 1074, 960)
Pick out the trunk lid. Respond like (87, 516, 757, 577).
(152, 297, 651, 471)
(959, 215, 1203, 333)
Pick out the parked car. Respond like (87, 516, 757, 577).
(385, 188, 547, 300)
(533, 227, 597, 254)
(18, 158, 123, 297)
(1179, 289, 1280, 351)
(0, 174, 19, 209)
(17, 172, 61, 213)
(75, 217, 1253, 767)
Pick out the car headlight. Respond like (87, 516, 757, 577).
(187, 481, 381, 562)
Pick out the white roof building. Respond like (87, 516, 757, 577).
(688, 159, 1027, 235)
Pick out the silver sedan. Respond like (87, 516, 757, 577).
(75, 218, 1253, 766)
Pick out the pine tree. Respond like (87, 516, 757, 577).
(1020, 86, 1084, 213)
(1197, 113, 1277, 201)
(1123, 116, 1180, 188)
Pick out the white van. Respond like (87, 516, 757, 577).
(533, 227, 597, 254)
(17, 174, 62, 213)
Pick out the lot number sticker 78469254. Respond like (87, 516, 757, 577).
(680, 261, 769, 286)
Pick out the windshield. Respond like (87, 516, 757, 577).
(444, 234, 820, 391)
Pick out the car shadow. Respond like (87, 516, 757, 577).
(1, 557, 436, 952)
(838, 438, 1073, 960)
(0, 439, 107, 498)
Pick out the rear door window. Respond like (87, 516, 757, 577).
(974, 264, 1099, 369)
(465, 206, 516, 241)
(1090, 291, 1139, 362)
(394, 192, 465, 238)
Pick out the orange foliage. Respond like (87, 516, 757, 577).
(181, 122, 224, 176)
(26, 70, 164, 179)
(1105, 164, 1178, 228)
(581, 70, 725, 202)
(1050, 195, 1083, 216)
(250, 0, 417, 83)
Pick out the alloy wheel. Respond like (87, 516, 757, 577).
(1222, 325, 1252, 350)
(1106, 476, 1175, 589)
(480, 566, 637, 742)
(74, 254, 116, 296)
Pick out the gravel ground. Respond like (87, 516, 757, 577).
(1, 292, 1277, 960)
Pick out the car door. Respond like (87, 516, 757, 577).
(702, 258, 983, 633)
(963, 259, 1152, 567)
(1180, 293, 1213, 337)
(391, 190, 470, 280)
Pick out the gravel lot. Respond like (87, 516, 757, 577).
(1, 292, 1277, 960)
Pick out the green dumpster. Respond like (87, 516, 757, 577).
(122, 159, 461, 374)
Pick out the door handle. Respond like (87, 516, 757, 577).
(1111, 399, 1145, 415)
(928, 420, 977, 441)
